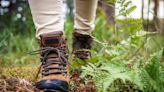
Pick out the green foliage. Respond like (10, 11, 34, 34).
(143, 50, 164, 92)
(105, 0, 137, 17)
(116, 18, 143, 35)
(77, 0, 164, 92)
(0, 13, 38, 67)
(81, 36, 164, 92)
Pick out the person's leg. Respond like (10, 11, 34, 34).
(28, 0, 64, 39)
(73, 0, 98, 60)
(28, 0, 69, 91)
(74, 0, 98, 35)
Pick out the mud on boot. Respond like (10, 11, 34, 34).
(72, 31, 93, 60)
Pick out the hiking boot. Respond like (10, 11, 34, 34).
(35, 31, 69, 92)
(72, 31, 93, 60)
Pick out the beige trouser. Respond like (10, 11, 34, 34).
(28, 0, 98, 38)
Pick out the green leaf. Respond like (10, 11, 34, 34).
(126, 6, 137, 15)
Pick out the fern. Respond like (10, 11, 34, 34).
(74, 0, 164, 92)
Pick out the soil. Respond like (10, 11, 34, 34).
(0, 77, 96, 92)
(0, 77, 41, 92)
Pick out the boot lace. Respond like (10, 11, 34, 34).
(29, 46, 68, 80)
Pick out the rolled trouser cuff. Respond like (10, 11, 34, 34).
(36, 29, 64, 39)
(73, 29, 92, 36)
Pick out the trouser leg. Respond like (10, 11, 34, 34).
(74, 0, 98, 35)
(28, 0, 64, 39)
(72, 0, 98, 60)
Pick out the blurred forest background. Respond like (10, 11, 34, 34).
(0, 0, 164, 92)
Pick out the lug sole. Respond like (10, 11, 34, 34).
(35, 79, 68, 92)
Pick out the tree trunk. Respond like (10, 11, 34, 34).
(153, 0, 159, 32)
(98, 0, 115, 26)
(141, 0, 144, 19)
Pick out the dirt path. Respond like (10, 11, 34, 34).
(0, 67, 96, 92)
(0, 77, 40, 92)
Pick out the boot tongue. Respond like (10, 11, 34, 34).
(40, 33, 63, 47)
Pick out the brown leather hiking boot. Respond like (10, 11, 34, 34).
(72, 31, 93, 60)
(71, 31, 93, 91)
(35, 32, 69, 92)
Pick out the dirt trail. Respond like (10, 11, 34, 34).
(0, 67, 96, 92)
(0, 77, 41, 92)
(0, 77, 96, 92)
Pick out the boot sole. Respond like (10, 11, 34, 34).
(35, 79, 68, 92)
(44, 89, 63, 92)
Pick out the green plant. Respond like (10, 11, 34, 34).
(81, 36, 164, 91)
(76, 0, 164, 92)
